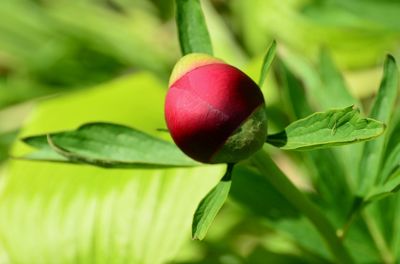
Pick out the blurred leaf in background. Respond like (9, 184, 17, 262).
(0, 0, 400, 263)
(228, 0, 400, 99)
(0, 0, 177, 109)
(0, 72, 223, 263)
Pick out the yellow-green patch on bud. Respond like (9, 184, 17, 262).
(169, 53, 224, 86)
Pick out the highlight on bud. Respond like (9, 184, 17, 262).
(165, 53, 267, 164)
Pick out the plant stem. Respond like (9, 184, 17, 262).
(362, 209, 394, 264)
(251, 150, 354, 264)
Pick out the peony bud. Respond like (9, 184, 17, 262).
(165, 53, 267, 164)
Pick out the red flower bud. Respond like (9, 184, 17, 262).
(165, 54, 267, 164)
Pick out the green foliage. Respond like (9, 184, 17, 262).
(176, 0, 213, 55)
(278, 47, 400, 263)
(357, 55, 399, 195)
(231, 0, 400, 68)
(1, 1, 400, 264)
(0, 73, 223, 264)
(0, 0, 176, 108)
(318, 50, 360, 109)
(266, 106, 385, 150)
(22, 123, 199, 168)
(258, 40, 277, 87)
(192, 164, 233, 240)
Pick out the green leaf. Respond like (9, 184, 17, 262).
(275, 58, 313, 120)
(192, 164, 233, 240)
(176, 0, 212, 55)
(250, 150, 355, 263)
(381, 144, 400, 183)
(0, 73, 224, 263)
(230, 164, 380, 263)
(201, 0, 247, 66)
(0, 130, 18, 163)
(258, 40, 277, 87)
(333, 0, 400, 31)
(276, 58, 353, 222)
(230, 165, 299, 221)
(21, 122, 199, 168)
(366, 170, 400, 203)
(357, 55, 399, 195)
(20, 135, 68, 162)
(266, 106, 385, 150)
(319, 50, 360, 109)
(317, 50, 364, 190)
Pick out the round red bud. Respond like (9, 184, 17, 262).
(165, 53, 267, 164)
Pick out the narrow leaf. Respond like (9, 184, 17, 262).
(381, 144, 400, 183)
(357, 55, 399, 195)
(275, 58, 313, 120)
(22, 122, 200, 168)
(366, 169, 400, 203)
(319, 50, 359, 109)
(266, 106, 385, 150)
(277, 57, 353, 221)
(192, 164, 233, 240)
(176, 0, 212, 55)
(319, 49, 364, 182)
(258, 40, 277, 87)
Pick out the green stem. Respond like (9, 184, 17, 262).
(362, 210, 394, 264)
(251, 150, 354, 264)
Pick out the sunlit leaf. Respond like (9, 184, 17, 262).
(0, 73, 223, 264)
(266, 106, 385, 150)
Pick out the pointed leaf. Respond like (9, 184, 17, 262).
(366, 169, 400, 203)
(318, 50, 364, 184)
(357, 55, 399, 195)
(176, 0, 212, 55)
(319, 50, 359, 109)
(381, 144, 400, 183)
(266, 106, 385, 150)
(276, 58, 353, 220)
(258, 40, 277, 87)
(275, 58, 313, 120)
(21, 123, 199, 168)
(192, 164, 233, 240)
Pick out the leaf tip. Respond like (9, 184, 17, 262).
(191, 233, 203, 241)
(386, 54, 396, 64)
(21, 136, 31, 145)
(192, 225, 206, 241)
(381, 122, 387, 133)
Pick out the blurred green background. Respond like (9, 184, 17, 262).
(0, 0, 399, 263)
